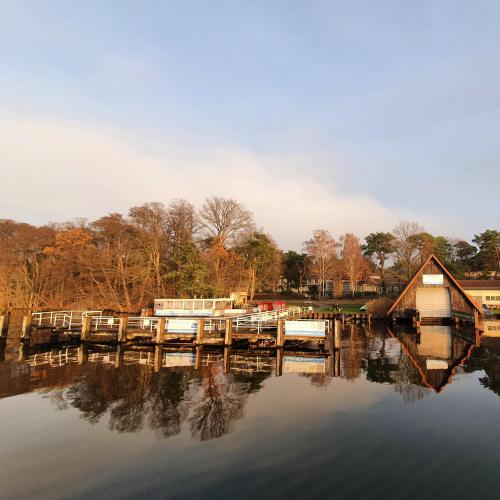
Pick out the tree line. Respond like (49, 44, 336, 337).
(1, 198, 498, 309)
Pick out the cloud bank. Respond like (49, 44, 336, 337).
(0, 113, 442, 249)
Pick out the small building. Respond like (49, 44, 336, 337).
(388, 254, 482, 325)
(458, 280, 500, 310)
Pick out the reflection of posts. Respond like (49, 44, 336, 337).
(78, 344, 88, 365)
(276, 319, 285, 348)
(115, 344, 125, 368)
(195, 346, 203, 369)
(275, 348, 283, 376)
(18, 341, 29, 361)
(0, 312, 10, 339)
(154, 345, 163, 372)
(223, 347, 231, 373)
(0, 339, 6, 362)
(334, 320, 341, 349)
(21, 315, 32, 341)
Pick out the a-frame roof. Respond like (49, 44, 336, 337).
(387, 254, 482, 316)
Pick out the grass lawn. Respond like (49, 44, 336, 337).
(285, 299, 365, 314)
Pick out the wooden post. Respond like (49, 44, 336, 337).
(156, 317, 166, 344)
(81, 316, 92, 341)
(196, 319, 205, 345)
(276, 319, 285, 348)
(223, 347, 231, 373)
(154, 345, 163, 372)
(474, 310, 480, 332)
(224, 318, 233, 346)
(0, 312, 10, 339)
(275, 348, 283, 377)
(115, 344, 124, 368)
(78, 344, 88, 365)
(117, 316, 129, 343)
(21, 315, 33, 341)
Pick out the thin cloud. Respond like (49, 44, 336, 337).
(0, 112, 447, 249)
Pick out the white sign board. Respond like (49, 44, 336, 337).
(423, 274, 444, 285)
(285, 320, 326, 337)
(167, 319, 198, 334)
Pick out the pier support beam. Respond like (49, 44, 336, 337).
(156, 318, 166, 344)
(117, 316, 129, 343)
(196, 319, 205, 345)
(0, 312, 10, 339)
(81, 316, 92, 341)
(224, 318, 233, 346)
(21, 315, 33, 341)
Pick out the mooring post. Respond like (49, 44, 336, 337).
(223, 347, 231, 373)
(276, 318, 285, 348)
(0, 312, 10, 339)
(196, 319, 205, 345)
(224, 318, 233, 346)
(117, 316, 129, 343)
(156, 317, 166, 344)
(275, 348, 283, 376)
(21, 315, 33, 341)
(81, 316, 92, 341)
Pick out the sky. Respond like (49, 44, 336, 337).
(1, 0, 499, 249)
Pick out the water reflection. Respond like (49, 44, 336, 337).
(1, 322, 500, 442)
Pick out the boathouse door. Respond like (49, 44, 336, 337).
(416, 287, 451, 318)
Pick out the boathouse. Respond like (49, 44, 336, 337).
(387, 254, 482, 325)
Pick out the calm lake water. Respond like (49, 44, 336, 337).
(2, 323, 500, 500)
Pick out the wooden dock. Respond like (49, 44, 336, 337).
(0, 309, 362, 353)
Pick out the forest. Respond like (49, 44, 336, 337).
(1, 196, 499, 310)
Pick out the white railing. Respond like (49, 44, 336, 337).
(32, 310, 103, 329)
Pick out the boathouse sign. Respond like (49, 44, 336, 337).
(422, 274, 444, 285)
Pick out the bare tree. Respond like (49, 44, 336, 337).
(392, 221, 425, 280)
(198, 197, 255, 247)
(303, 230, 338, 299)
(340, 233, 368, 297)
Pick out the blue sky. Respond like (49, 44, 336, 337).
(1, 0, 499, 248)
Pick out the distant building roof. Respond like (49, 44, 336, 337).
(458, 280, 500, 290)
